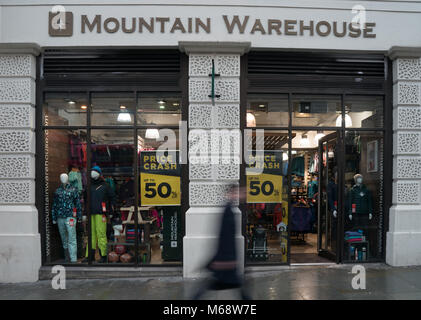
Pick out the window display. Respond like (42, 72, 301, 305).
(245, 130, 289, 264)
(43, 92, 182, 266)
(344, 131, 384, 262)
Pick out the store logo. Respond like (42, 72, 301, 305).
(49, 5, 73, 37)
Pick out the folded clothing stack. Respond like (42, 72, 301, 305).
(345, 230, 364, 243)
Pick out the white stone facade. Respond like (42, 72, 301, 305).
(0, 49, 41, 283)
(182, 43, 248, 278)
(387, 49, 421, 266)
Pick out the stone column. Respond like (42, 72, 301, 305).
(387, 47, 421, 266)
(179, 42, 250, 278)
(0, 44, 41, 282)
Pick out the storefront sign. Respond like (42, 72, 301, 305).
(49, 13, 376, 38)
(246, 151, 284, 203)
(139, 151, 181, 206)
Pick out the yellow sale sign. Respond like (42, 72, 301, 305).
(140, 151, 181, 206)
(246, 151, 284, 203)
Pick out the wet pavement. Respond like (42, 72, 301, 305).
(1, 264, 421, 300)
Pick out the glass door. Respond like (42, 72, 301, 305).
(317, 132, 342, 262)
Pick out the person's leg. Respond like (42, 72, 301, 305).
(57, 218, 69, 262)
(66, 217, 78, 262)
(192, 279, 215, 300)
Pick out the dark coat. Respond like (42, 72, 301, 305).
(90, 178, 116, 216)
(208, 202, 241, 286)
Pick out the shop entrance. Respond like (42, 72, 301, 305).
(289, 130, 340, 264)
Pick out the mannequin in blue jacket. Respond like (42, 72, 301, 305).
(52, 173, 82, 263)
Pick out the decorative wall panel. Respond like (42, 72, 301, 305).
(396, 107, 421, 129)
(0, 155, 33, 178)
(395, 181, 420, 204)
(0, 55, 34, 77)
(394, 58, 421, 81)
(0, 78, 34, 103)
(0, 130, 33, 153)
(0, 104, 33, 128)
(0, 180, 33, 204)
(190, 182, 239, 206)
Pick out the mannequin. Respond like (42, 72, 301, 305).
(83, 165, 116, 263)
(51, 173, 82, 263)
(347, 174, 373, 224)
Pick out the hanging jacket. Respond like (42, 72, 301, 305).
(90, 178, 116, 216)
(347, 184, 373, 216)
(68, 170, 83, 194)
(51, 184, 82, 222)
(291, 156, 305, 177)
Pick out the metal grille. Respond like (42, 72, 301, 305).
(42, 49, 181, 88)
(247, 51, 386, 92)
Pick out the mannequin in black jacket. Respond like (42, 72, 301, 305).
(83, 165, 116, 263)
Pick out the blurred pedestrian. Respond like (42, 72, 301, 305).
(192, 185, 251, 300)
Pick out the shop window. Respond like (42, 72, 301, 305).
(343, 131, 384, 262)
(246, 94, 289, 127)
(137, 94, 181, 126)
(137, 129, 182, 264)
(91, 92, 135, 126)
(43, 93, 87, 126)
(90, 129, 135, 264)
(245, 130, 289, 264)
(292, 95, 341, 127)
(345, 95, 384, 128)
(44, 129, 88, 264)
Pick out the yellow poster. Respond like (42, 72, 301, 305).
(140, 151, 181, 206)
(246, 151, 284, 203)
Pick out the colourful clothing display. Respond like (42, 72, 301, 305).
(291, 156, 305, 177)
(51, 184, 82, 221)
(68, 170, 83, 193)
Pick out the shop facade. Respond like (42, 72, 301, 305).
(0, 1, 421, 282)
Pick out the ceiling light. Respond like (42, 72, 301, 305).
(145, 128, 160, 139)
(247, 112, 256, 127)
(258, 104, 266, 108)
(117, 111, 132, 123)
(68, 100, 76, 105)
(172, 102, 180, 107)
(80, 105, 87, 110)
(159, 105, 166, 110)
(158, 100, 166, 104)
(120, 105, 126, 109)
(336, 114, 353, 127)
